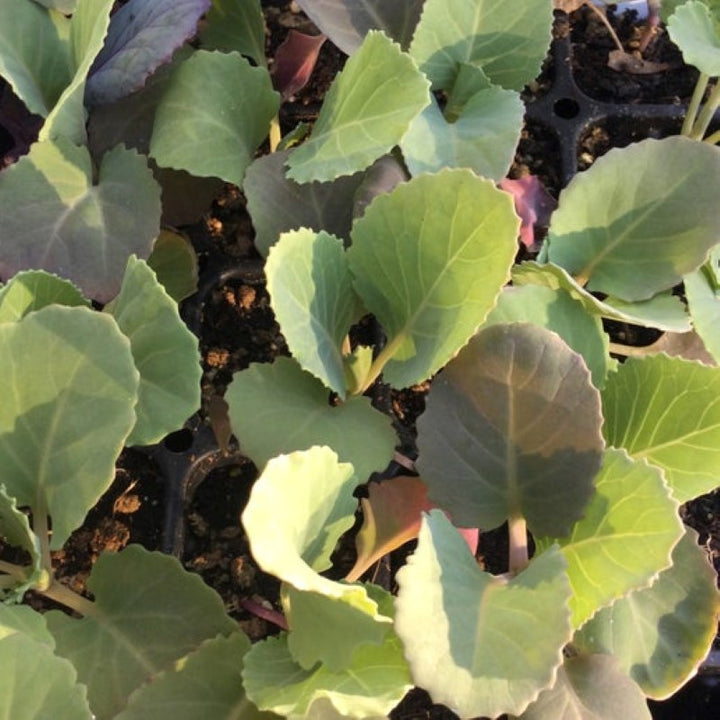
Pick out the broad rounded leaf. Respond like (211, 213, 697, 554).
(226, 357, 396, 482)
(86, 0, 211, 105)
(400, 86, 524, 181)
(575, 528, 720, 699)
(484, 285, 614, 389)
(267, 230, 360, 397)
(0, 270, 89, 324)
(115, 633, 272, 720)
(0, 633, 92, 720)
(417, 323, 604, 536)
(0, 138, 161, 303)
(104, 256, 201, 446)
(296, 0, 424, 54)
(601, 354, 720, 502)
(668, 1, 720, 76)
(0, 604, 55, 646)
(286, 30, 430, 182)
(546, 137, 720, 302)
(685, 264, 720, 363)
(243, 150, 365, 256)
(46, 546, 237, 720)
(0, 306, 139, 549)
(150, 50, 280, 186)
(513, 262, 692, 332)
(347, 169, 519, 389)
(536, 448, 683, 629)
(521, 654, 651, 720)
(146, 229, 199, 303)
(409, 0, 553, 91)
(200, 0, 266, 66)
(395, 511, 573, 719)
(243, 631, 411, 719)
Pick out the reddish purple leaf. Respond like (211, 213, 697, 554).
(499, 175, 557, 249)
(272, 30, 326, 100)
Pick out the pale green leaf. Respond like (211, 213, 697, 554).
(0, 604, 54, 646)
(685, 263, 720, 363)
(0, 138, 161, 303)
(575, 528, 720, 699)
(0, 270, 89, 324)
(601, 354, 720, 502)
(347, 169, 518, 389)
(536, 448, 683, 629)
(243, 150, 366, 256)
(104, 256, 201, 446)
(243, 631, 412, 719)
(266, 230, 360, 397)
(46, 546, 237, 720)
(226, 357, 396, 482)
(545, 137, 720, 301)
(200, 0, 266, 66)
(146, 229, 199, 303)
(484, 285, 615, 389)
(668, 1, 720, 76)
(286, 30, 430, 182)
(417, 323, 604, 536)
(35, 1, 78, 12)
(150, 50, 280, 186)
(409, 0, 553, 91)
(520, 654, 651, 720)
(395, 511, 573, 719)
(400, 85, 524, 181)
(513, 261, 692, 332)
(116, 633, 276, 720)
(0, 632, 92, 720)
(0, 0, 71, 116)
(0, 306, 138, 549)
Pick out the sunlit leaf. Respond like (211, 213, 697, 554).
(668, 0, 720, 76)
(0, 271, 89, 324)
(685, 263, 720, 364)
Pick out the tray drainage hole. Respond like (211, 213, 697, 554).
(163, 428, 194, 453)
(553, 98, 581, 119)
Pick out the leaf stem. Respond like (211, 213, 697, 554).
(0, 559, 27, 580)
(41, 579, 98, 618)
(682, 73, 709, 137)
(608, 341, 658, 357)
(354, 333, 403, 395)
(703, 128, 720, 145)
(507, 515, 529, 574)
(32, 495, 53, 580)
(690, 79, 720, 141)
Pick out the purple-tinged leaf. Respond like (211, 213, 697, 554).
(296, 0, 423, 55)
(273, 30, 326, 99)
(86, 0, 211, 106)
(499, 175, 557, 250)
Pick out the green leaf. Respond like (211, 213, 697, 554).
(347, 169, 518, 389)
(484, 285, 615, 389)
(409, 0, 553, 91)
(200, 0, 267, 66)
(520, 654, 651, 720)
(243, 150, 366, 256)
(0, 270, 89, 324)
(668, 0, 720, 76)
(0, 0, 71, 117)
(513, 261, 692, 332)
(0, 306, 139, 549)
(104, 256, 201, 446)
(575, 527, 720, 699)
(0, 632, 92, 720)
(536, 448, 683, 629)
(41, 0, 115, 143)
(150, 50, 280, 186)
(417, 323, 604, 536)
(243, 631, 412, 719)
(266, 230, 360, 397)
(601, 354, 720, 502)
(685, 263, 720, 363)
(400, 85, 524, 181)
(0, 138, 161, 303)
(286, 30, 430, 182)
(0, 603, 55, 646)
(226, 357, 396, 482)
(146, 229, 199, 303)
(116, 633, 275, 720)
(395, 511, 573, 719)
(46, 546, 237, 720)
(0, 486, 44, 600)
(545, 137, 720, 302)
